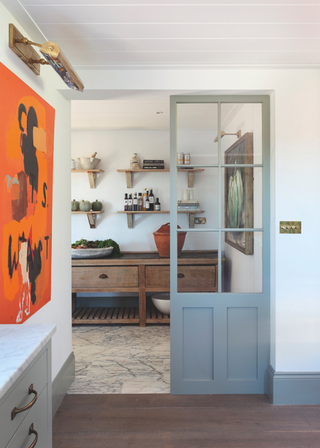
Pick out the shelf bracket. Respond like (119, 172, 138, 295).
(189, 213, 195, 229)
(87, 172, 97, 189)
(87, 213, 97, 229)
(125, 171, 133, 189)
(188, 171, 195, 188)
(127, 214, 133, 229)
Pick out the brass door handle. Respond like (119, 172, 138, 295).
(28, 424, 38, 448)
(177, 273, 185, 278)
(99, 273, 108, 279)
(11, 384, 38, 420)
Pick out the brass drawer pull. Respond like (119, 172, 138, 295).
(11, 384, 38, 420)
(99, 273, 108, 279)
(28, 423, 38, 448)
(177, 273, 185, 278)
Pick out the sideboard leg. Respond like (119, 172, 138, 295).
(72, 293, 77, 313)
(139, 265, 146, 327)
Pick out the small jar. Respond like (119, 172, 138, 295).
(184, 153, 190, 164)
(177, 153, 184, 165)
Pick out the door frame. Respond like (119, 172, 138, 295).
(169, 94, 270, 394)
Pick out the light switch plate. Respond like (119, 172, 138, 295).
(279, 221, 301, 234)
(195, 217, 206, 224)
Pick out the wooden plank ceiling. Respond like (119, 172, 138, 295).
(18, 0, 320, 69)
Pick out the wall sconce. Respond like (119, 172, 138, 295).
(214, 130, 241, 143)
(9, 23, 84, 92)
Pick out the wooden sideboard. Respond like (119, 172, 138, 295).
(72, 250, 221, 327)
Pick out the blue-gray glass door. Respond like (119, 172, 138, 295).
(170, 96, 270, 394)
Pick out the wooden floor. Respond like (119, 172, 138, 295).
(53, 394, 320, 448)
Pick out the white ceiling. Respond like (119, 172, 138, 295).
(17, 0, 320, 70)
(5, 0, 320, 130)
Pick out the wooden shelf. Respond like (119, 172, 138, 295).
(117, 210, 205, 229)
(72, 210, 105, 228)
(71, 169, 104, 188)
(116, 168, 204, 188)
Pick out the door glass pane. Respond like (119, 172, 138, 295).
(222, 167, 262, 230)
(177, 103, 218, 165)
(222, 231, 263, 293)
(220, 103, 262, 165)
(177, 167, 219, 230)
(176, 231, 220, 293)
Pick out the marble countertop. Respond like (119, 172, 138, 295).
(0, 324, 56, 401)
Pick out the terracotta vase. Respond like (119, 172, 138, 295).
(153, 223, 186, 258)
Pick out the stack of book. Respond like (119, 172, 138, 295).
(143, 159, 165, 169)
(177, 200, 200, 211)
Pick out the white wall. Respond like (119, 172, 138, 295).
(74, 68, 320, 373)
(0, 2, 72, 380)
(3, 0, 319, 379)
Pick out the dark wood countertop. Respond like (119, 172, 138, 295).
(72, 250, 222, 266)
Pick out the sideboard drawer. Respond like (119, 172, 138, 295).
(0, 350, 47, 447)
(146, 266, 170, 289)
(72, 266, 139, 289)
(146, 265, 216, 291)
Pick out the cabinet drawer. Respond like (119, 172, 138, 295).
(0, 350, 47, 447)
(72, 266, 139, 289)
(146, 265, 217, 292)
(6, 386, 48, 448)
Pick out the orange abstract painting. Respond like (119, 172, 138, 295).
(0, 63, 55, 323)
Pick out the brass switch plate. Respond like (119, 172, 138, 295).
(280, 221, 301, 234)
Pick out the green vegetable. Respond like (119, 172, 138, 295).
(71, 238, 122, 258)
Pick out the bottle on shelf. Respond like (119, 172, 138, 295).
(142, 188, 147, 211)
(138, 192, 143, 211)
(133, 192, 138, 211)
(149, 188, 154, 211)
(124, 193, 128, 211)
(155, 197, 161, 211)
(146, 192, 150, 211)
(128, 193, 133, 211)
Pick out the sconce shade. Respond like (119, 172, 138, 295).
(40, 41, 84, 92)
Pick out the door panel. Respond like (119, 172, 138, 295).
(183, 307, 214, 380)
(227, 307, 258, 380)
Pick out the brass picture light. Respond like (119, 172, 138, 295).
(9, 23, 84, 92)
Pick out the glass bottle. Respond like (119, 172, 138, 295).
(133, 192, 138, 211)
(128, 193, 133, 211)
(149, 188, 154, 211)
(155, 197, 161, 211)
(142, 188, 147, 211)
(138, 193, 143, 211)
(146, 193, 150, 211)
(124, 193, 128, 211)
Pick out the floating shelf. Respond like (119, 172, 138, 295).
(71, 169, 104, 188)
(116, 168, 204, 188)
(117, 210, 205, 229)
(72, 210, 105, 229)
